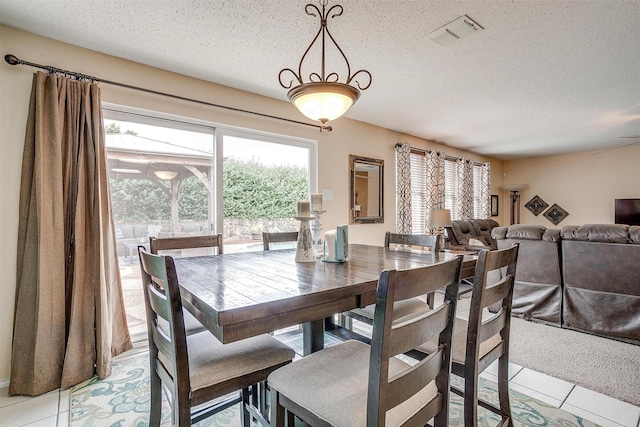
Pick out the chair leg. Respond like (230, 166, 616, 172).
(241, 388, 251, 427)
(497, 356, 513, 427)
(464, 371, 479, 427)
(270, 388, 287, 427)
(148, 369, 162, 427)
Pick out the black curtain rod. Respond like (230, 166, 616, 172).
(4, 54, 331, 132)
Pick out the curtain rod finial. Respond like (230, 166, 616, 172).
(5, 54, 21, 66)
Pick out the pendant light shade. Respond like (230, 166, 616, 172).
(154, 170, 178, 181)
(289, 82, 360, 124)
(279, 1, 371, 130)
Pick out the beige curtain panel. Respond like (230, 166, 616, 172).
(10, 72, 132, 396)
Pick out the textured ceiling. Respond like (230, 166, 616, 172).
(1, 0, 639, 160)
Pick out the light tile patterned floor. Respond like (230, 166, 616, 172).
(2, 333, 639, 427)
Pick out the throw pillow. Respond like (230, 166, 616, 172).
(468, 238, 488, 247)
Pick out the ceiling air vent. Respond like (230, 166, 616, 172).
(428, 15, 484, 47)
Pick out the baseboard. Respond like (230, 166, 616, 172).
(0, 377, 9, 388)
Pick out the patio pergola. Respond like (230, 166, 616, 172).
(106, 133, 213, 234)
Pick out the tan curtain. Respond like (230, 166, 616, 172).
(10, 72, 132, 396)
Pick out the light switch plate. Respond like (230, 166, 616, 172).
(322, 188, 334, 200)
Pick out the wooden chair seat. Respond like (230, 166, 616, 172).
(267, 340, 439, 427)
(156, 331, 295, 407)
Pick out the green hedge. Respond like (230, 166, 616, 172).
(109, 158, 308, 222)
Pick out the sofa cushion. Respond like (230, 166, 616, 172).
(491, 226, 508, 240)
(471, 219, 499, 249)
(542, 228, 561, 243)
(506, 225, 545, 240)
(561, 224, 630, 243)
(630, 226, 640, 244)
(451, 220, 475, 244)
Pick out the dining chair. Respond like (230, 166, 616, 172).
(149, 234, 223, 256)
(137, 247, 295, 427)
(419, 244, 519, 427)
(341, 232, 441, 330)
(262, 231, 299, 251)
(268, 255, 463, 427)
(149, 234, 224, 336)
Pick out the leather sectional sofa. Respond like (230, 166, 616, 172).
(492, 223, 640, 344)
(446, 218, 500, 251)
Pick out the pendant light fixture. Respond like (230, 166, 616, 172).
(279, 0, 372, 130)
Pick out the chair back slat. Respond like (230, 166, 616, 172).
(481, 276, 513, 308)
(393, 258, 459, 302)
(479, 308, 507, 344)
(262, 231, 298, 250)
(400, 394, 444, 427)
(389, 302, 450, 355)
(150, 234, 223, 255)
(146, 281, 172, 323)
(477, 342, 506, 373)
(367, 256, 463, 427)
(385, 346, 444, 411)
(385, 232, 440, 252)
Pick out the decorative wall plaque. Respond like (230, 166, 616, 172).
(543, 203, 569, 225)
(525, 195, 549, 216)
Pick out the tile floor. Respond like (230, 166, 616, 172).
(3, 356, 639, 426)
(2, 336, 639, 427)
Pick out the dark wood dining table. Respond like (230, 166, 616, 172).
(174, 243, 477, 355)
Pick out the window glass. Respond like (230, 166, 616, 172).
(104, 108, 317, 339)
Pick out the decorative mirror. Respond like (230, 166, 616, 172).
(349, 155, 384, 224)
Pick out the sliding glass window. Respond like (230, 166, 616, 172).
(103, 106, 317, 339)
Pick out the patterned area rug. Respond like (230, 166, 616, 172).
(71, 351, 598, 427)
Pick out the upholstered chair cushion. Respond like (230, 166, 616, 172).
(158, 331, 295, 406)
(267, 340, 439, 427)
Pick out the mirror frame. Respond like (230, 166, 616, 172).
(349, 154, 384, 224)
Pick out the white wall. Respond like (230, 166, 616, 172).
(0, 25, 503, 381)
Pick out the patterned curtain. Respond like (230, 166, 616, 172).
(478, 163, 491, 218)
(395, 142, 412, 233)
(425, 150, 445, 234)
(457, 158, 474, 220)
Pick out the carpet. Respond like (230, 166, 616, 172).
(70, 351, 598, 427)
(452, 293, 640, 407)
(508, 317, 640, 407)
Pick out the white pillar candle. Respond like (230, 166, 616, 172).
(297, 200, 311, 217)
(324, 230, 336, 261)
(311, 193, 323, 211)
